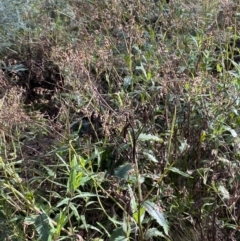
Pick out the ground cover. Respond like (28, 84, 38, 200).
(0, 0, 240, 240)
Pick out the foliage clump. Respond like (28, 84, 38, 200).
(0, 0, 240, 240)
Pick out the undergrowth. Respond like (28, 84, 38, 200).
(0, 0, 240, 240)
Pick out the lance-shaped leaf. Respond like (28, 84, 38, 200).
(143, 200, 169, 235)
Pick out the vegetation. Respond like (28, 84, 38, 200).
(0, 0, 240, 240)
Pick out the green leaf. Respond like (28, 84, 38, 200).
(35, 212, 51, 241)
(114, 163, 133, 178)
(178, 139, 189, 153)
(128, 185, 145, 223)
(54, 210, 68, 236)
(143, 151, 158, 163)
(73, 192, 101, 198)
(56, 198, 70, 207)
(147, 71, 152, 81)
(41, 164, 56, 177)
(145, 228, 164, 239)
(123, 76, 133, 89)
(218, 185, 230, 200)
(133, 207, 145, 224)
(69, 203, 80, 220)
(138, 133, 163, 142)
(79, 223, 102, 233)
(109, 227, 128, 241)
(128, 185, 137, 213)
(2, 64, 27, 73)
(169, 167, 191, 178)
(224, 126, 238, 138)
(136, 62, 147, 79)
(143, 201, 169, 235)
(113, 237, 128, 241)
(25, 215, 37, 225)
